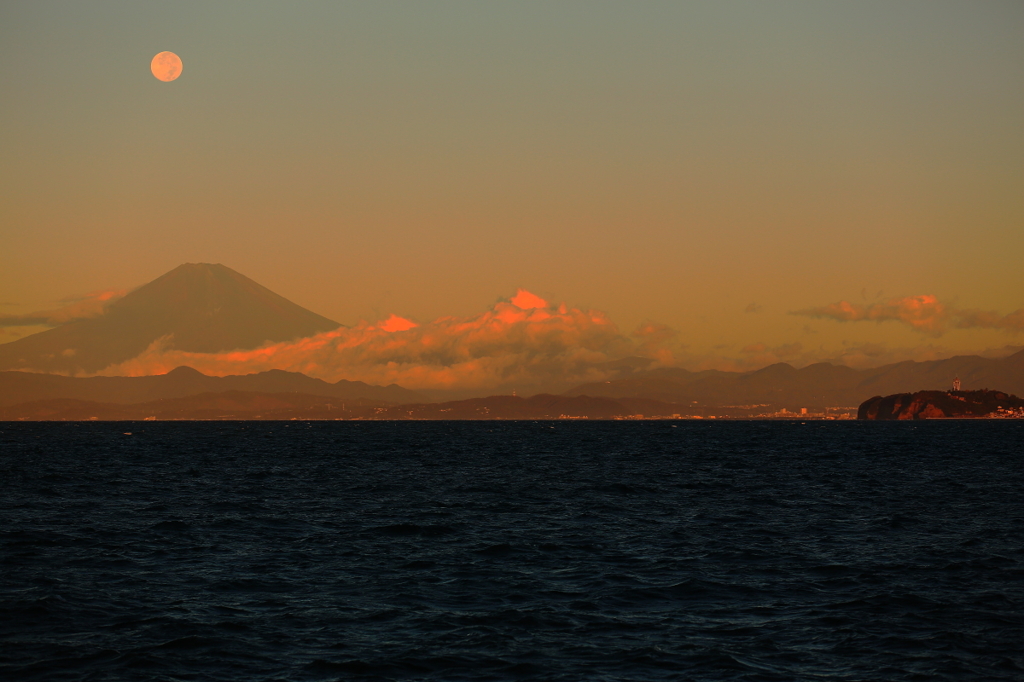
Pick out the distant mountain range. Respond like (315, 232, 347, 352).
(4, 354, 1022, 420)
(0, 263, 340, 374)
(2, 262, 1022, 417)
(0, 391, 382, 421)
(3, 347, 1022, 417)
(0, 365, 426, 408)
(563, 350, 1024, 409)
(0, 391, 684, 421)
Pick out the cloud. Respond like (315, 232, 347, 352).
(814, 341, 1017, 368)
(818, 342, 956, 369)
(953, 308, 1024, 333)
(41, 285, 1022, 388)
(731, 342, 805, 369)
(510, 289, 548, 310)
(99, 291, 677, 392)
(0, 315, 52, 327)
(0, 290, 126, 327)
(744, 303, 762, 313)
(740, 342, 802, 357)
(794, 295, 1024, 336)
(378, 314, 418, 332)
(793, 295, 948, 335)
(631, 322, 678, 363)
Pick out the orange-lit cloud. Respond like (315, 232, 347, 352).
(99, 291, 676, 392)
(794, 295, 1024, 336)
(954, 308, 1024, 333)
(793, 295, 948, 335)
(67, 286, 1024, 390)
(378, 314, 418, 332)
(510, 289, 548, 310)
(0, 290, 126, 327)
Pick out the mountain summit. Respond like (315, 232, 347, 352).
(0, 263, 341, 374)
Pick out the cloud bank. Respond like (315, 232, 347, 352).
(101, 290, 675, 392)
(0, 290, 126, 327)
(793, 295, 1024, 336)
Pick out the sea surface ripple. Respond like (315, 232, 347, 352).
(1, 420, 1022, 681)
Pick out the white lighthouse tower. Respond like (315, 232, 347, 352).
(952, 376, 961, 392)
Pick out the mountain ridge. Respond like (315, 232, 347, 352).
(0, 391, 684, 421)
(0, 365, 426, 407)
(0, 263, 340, 374)
(563, 350, 1024, 408)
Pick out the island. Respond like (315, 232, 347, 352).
(858, 390, 1024, 420)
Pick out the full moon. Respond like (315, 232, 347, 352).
(150, 51, 182, 82)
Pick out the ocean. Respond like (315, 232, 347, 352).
(1, 420, 1022, 681)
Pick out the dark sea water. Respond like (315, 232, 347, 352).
(1, 421, 1022, 681)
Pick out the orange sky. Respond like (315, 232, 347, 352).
(2, 2, 1023, 372)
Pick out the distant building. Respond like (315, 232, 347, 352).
(952, 376, 961, 391)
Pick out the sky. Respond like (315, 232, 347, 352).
(2, 1, 1023, 377)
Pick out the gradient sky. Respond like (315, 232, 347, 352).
(2, 1, 1023, 371)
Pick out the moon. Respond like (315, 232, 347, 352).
(151, 52, 183, 82)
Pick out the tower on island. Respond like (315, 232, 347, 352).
(952, 376, 961, 391)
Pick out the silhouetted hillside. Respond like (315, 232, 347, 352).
(1, 391, 689, 421)
(564, 350, 1024, 409)
(0, 263, 340, 374)
(371, 394, 633, 420)
(0, 366, 426, 407)
(0, 391, 383, 421)
(858, 390, 1024, 420)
